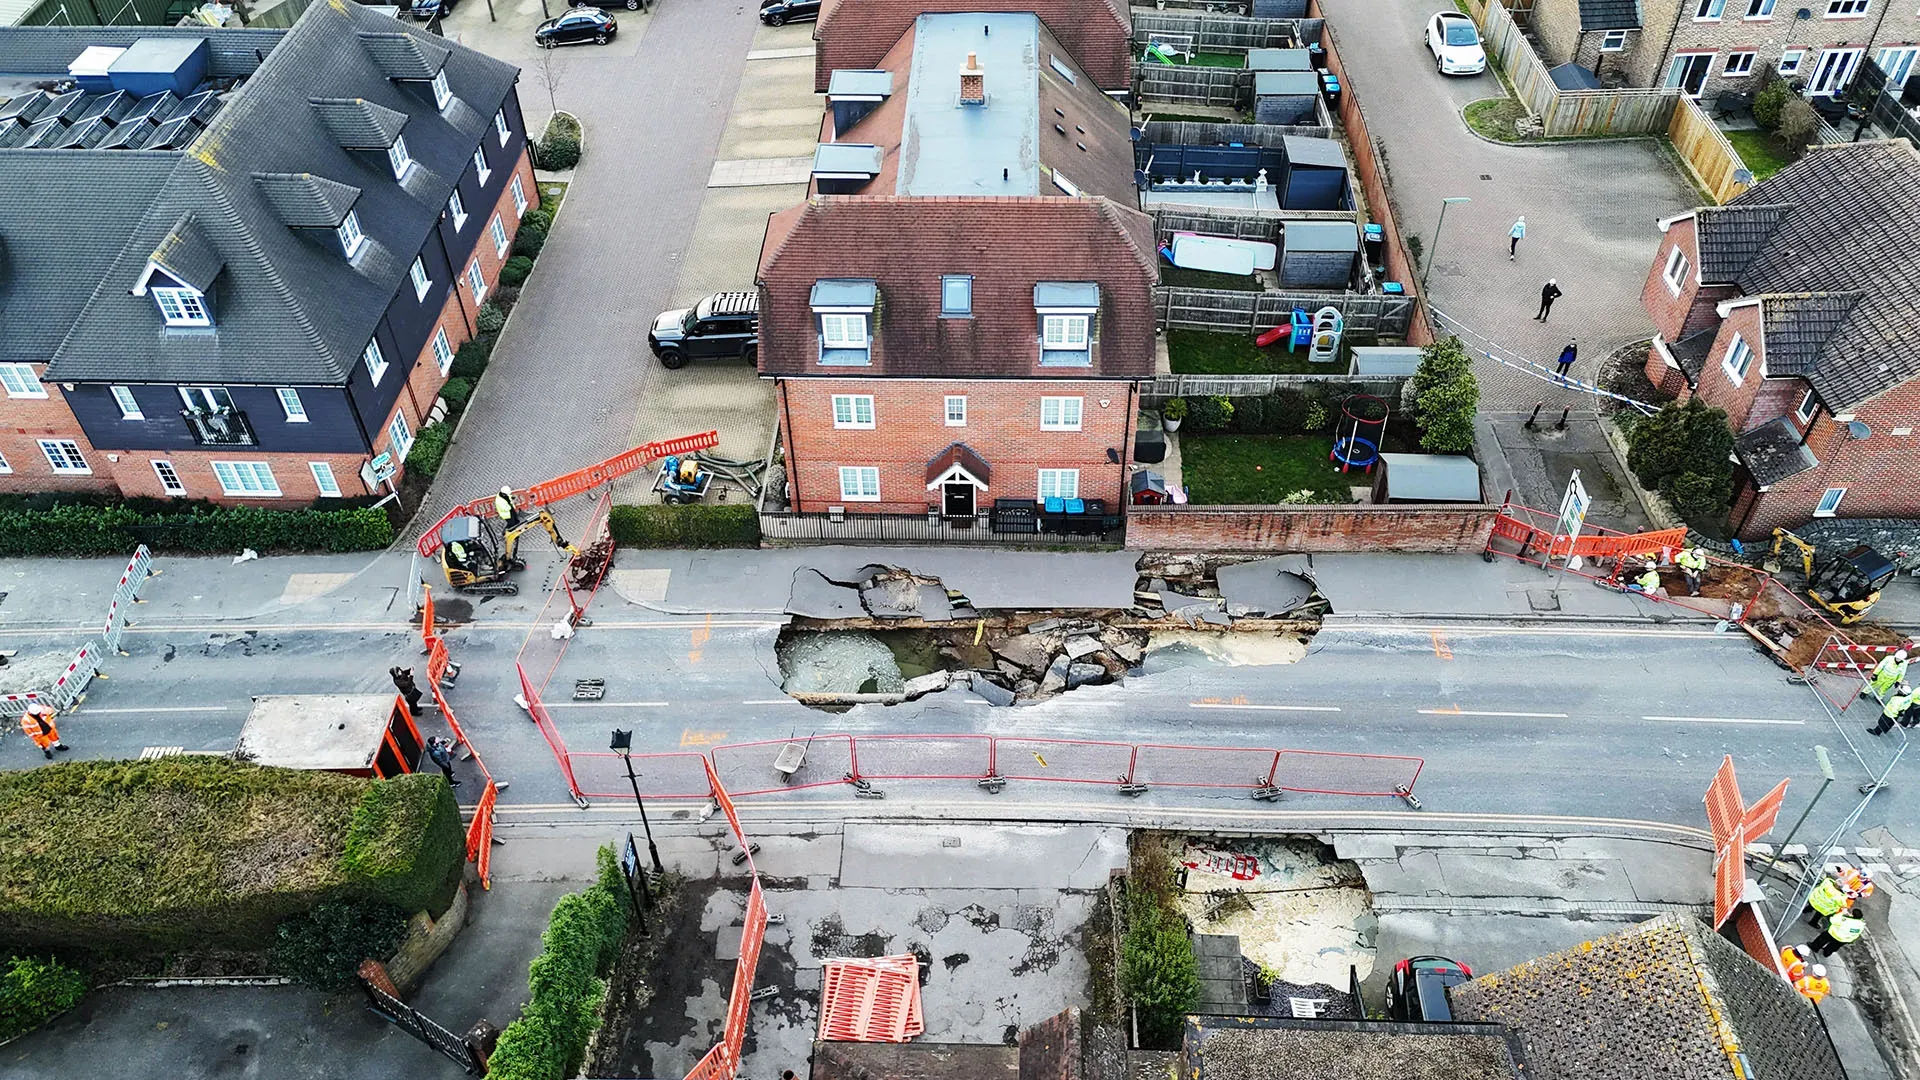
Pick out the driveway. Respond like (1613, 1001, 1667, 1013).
(1320, 0, 1695, 413)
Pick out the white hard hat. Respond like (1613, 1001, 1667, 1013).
(1793, 945, 1811, 958)
(1897, 649, 1909, 660)
(1646, 560, 1658, 569)
(1813, 964, 1828, 977)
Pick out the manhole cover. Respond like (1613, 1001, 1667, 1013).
(1480, 173, 1493, 180)
(1527, 589, 1562, 612)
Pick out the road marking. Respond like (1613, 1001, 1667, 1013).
(1189, 702, 1341, 713)
(689, 614, 712, 664)
(84, 705, 229, 714)
(1430, 631, 1454, 660)
(679, 729, 729, 747)
(742, 699, 801, 705)
(545, 701, 670, 709)
(1419, 706, 1569, 718)
(1643, 715, 1807, 726)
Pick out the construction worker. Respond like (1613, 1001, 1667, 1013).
(1676, 546, 1709, 596)
(1796, 963, 1832, 1003)
(1869, 683, 1915, 736)
(1872, 649, 1910, 698)
(1807, 874, 1850, 927)
(495, 486, 520, 529)
(1814, 909, 1866, 956)
(1628, 561, 1662, 594)
(1780, 944, 1810, 981)
(20, 703, 67, 760)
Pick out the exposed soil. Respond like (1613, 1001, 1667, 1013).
(589, 875, 716, 1080)
(1698, 567, 1764, 602)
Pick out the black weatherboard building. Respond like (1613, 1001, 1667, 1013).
(0, 0, 533, 502)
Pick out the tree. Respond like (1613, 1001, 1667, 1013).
(1774, 98, 1820, 158)
(1626, 398, 1735, 526)
(1410, 336, 1479, 454)
(1120, 894, 1200, 1048)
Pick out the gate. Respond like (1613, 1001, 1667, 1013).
(359, 961, 487, 1075)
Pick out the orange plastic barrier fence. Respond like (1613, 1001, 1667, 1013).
(466, 781, 497, 890)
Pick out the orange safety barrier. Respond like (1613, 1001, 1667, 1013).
(680, 765, 766, 1080)
(818, 956, 923, 1043)
(466, 780, 498, 890)
(421, 585, 437, 649)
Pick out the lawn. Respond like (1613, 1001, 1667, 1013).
(1161, 266, 1263, 292)
(1464, 97, 1528, 141)
(1168, 329, 1323, 375)
(1721, 127, 1793, 182)
(1180, 434, 1356, 505)
(1139, 48, 1244, 68)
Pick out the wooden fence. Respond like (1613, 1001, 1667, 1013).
(1667, 94, 1751, 203)
(1132, 10, 1306, 51)
(1139, 119, 1333, 144)
(1150, 206, 1357, 246)
(1477, 0, 1678, 137)
(1137, 63, 1252, 108)
(1157, 286, 1416, 338)
(1143, 373, 1408, 398)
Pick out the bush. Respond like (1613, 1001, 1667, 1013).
(492, 285, 521, 315)
(609, 503, 760, 549)
(272, 897, 411, 991)
(1185, 395, 1235, 433)
(439, 377, 474, 415)
(512, 221, 547, 260)
(340, 774, 465, 918)
(501, 256, 535, 287)
(1228, 394, 1268, 433)
(1410, 336, 1479, 454)
(1265, 389, 1310, 435)
(1752, 79, 1793, 130)
(1302, 401, 1329, 434)
(1627, 398, 1734, 494)
(404, 423, 455, 482)
(536, 132, 582, 171)
(485, 847, 630, 1080)
(1121, 890, 1199, 1049)
(1662, 469, 1732, 522)
(1161, 397, 1188, 422)
(0, 956, 88, 1041)
(0, 503, 392, 557)
(476, 302, 508, 336)
(1775, 98, 1820, 157)
(450, 335, 496, 380)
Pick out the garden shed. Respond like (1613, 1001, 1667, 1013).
(1248, 48, 1311, 71)
(1279, 134, 1349, 210)
(1349, 345, 1423, 377)
(1278, 220, 1359, 288)
(1253, 71, 1320, 125)
(1371, 454, 1482, 504)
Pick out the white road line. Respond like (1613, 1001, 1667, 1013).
(545, 701, 670, 709)
(1189, 702, 1342, 712)
(1418, 708, 1570, 718)
(742, 699, 801, 705)
(84, 705, 230, 714)
(1643, 715, 1806, 726)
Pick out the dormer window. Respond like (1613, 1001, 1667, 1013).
(448, 188, 467, 230)
(388, 134, 413, 180)
(1034, 282, 1097, 366)
(811, 279, 877, 366)
(431, 70, 453, 111)
(364, 340, 388, 384)
(494, 108, 510, 145)
(154, 287, 211, 327)
(337, 210, 366, 259)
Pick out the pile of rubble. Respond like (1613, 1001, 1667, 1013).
(986, 617, 1148, 701)
(1132, 555, 1325, 626)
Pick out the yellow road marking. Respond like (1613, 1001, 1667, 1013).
(680, 729, 729, 747)
(688, 613, 712, 664)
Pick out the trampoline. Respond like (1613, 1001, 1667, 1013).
(1331, 435, 1379, 470)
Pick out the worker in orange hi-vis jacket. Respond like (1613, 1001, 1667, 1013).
(20, 703, 68, 760)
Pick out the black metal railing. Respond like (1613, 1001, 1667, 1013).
(181, 408, 257, 446)
(758, 508, 1122, 547)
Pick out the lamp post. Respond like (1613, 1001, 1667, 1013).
(610, 729, 664, 874)
(1419, 196, 1472, 301)
(1766, 745, 1834, 873)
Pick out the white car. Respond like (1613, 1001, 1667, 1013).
(1426, 11, 1486, 76)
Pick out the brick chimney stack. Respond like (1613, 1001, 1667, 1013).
(960, 51, 985, 105)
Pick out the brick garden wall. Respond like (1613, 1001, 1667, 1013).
(1125, 503, 1497, 552)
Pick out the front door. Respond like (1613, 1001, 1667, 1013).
(1811, 47, 1864, 95)
(943, 482, 975, 521)
(1666, 53, 1713, 97)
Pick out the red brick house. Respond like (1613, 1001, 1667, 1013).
(810, 0, 1131, 93)
(759, 12, 1156, 524)
(1641, 140, 1920, 539)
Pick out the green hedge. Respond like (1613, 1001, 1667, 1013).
(501, 255, 534, 287)
(0, 503, 393, 557)
(1, 955, 88, 1041)
(451, 335, 495, 380)
(609, 503, 760, 549)
(271, 897, 410, 991)
(405, 423, 455, 481)
(485, 847, 629, 1080)
(0, 760, 461, 955)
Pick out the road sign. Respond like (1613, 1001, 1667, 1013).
(371, 451, 397, 482)
(1552, 469, 1590, 562)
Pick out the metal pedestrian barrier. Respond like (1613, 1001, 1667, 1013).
(101, 544, 158, 656)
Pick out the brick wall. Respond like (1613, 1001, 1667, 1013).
(0, 370, 119, 495)
(778, 377, 1138, 514)
(1641, 218, 1740, 343)
(1664, 4, 1920, 103)
(1125, 503, 1497, 552)
(1687, 303, 1765, 429)
(1737, 376, 1920, 537)
(102, 448, 375, 503)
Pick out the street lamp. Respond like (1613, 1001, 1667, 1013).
(1419, 196, 1472, 300)
(1766, 745, 1834, 873)
(610, 729, 665, 874)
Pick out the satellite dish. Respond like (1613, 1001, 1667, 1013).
(1847, 420, 1871, 439)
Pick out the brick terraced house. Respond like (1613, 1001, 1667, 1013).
(1640, 140, 1920, 539)
(0, 1, 535, 503)
(759, 12, 1156, 525)
(810, 0, 1131, 94)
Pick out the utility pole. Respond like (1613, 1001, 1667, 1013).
(1419, 196, 1471, 300)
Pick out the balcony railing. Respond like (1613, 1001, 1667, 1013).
(181, 408, 257, 446)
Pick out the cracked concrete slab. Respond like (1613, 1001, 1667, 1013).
(838, 823, 1125, 890)
(1435, 852, 1634, 902)
(1215, 558, 1316, 615)
(785, 568, 865, 618)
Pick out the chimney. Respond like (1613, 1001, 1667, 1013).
(960, 51, 985, 105)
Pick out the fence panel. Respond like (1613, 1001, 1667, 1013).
(518, 661, 581, 798)
(47, 641, 102, 710)
(851, 734, 993, 780)
(1157, 287, 1416, 337)
(713, 735, 856, 796)
(1479, 1, 1555, 117)
(993, 738, 1135, 785)
(1270, 749, 1423, 795)
(1132, 11, 1301, 50)
(1139, 119, 1334, 144)
(1142, 373, 1409, 399)
(567, 750, 714, 800)
(1136, 64, 1252, 108)
(757, 511, 1117, 547)
(1132, 743, 1280, 789)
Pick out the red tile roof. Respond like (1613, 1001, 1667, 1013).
(757, 196, 1157, 379)
(813, 0, 1132, 92)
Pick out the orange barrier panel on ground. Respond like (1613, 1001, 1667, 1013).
(421, 586, 437, 649)
(466, 780, 497, 890)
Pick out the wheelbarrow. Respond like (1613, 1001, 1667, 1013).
(773, 737, 809, 783)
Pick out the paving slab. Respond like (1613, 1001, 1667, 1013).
(837, 823, 1126, 890)
(1434, 851, 1635, 902)
(1216, 558, 1316, 615)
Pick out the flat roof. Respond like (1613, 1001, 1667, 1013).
(1255, 70, 1320, 96)
(814, 141, 884, 175)
(898, 12, 1041, 196)
(1379, 453, 1482, 502)
(1283, 134, 1346, 169)
(827, 68, 893, 97)
(1350, 345, 1424, 376)
(1282, 220, 1358, 252)
(1247, 47, 1311, 70)
(236, 694, 401, 771)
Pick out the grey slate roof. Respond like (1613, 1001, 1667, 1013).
(1693, 203, 1791, 282)
(1737, 415, 1819, 486)
(6, 1, 523, 385)
(1758, 291, 1861, 377)
(1577, 0, 1640, 29)
(148, 212, 224, 294)
(309, 97, 408, 149)
(357, 31, 450, 81)
(1666, 327, 1716, 380)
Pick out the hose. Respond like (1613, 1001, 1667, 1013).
(691, 450, 772, 499)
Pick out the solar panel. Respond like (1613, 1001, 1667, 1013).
(55, 116, 113, 149)
(40, 89, 87, 124)
(126, 91, 180, 126)
(78, 89, 135, 124)
(0, 117, 31, 148)
(147, 114, 200, 149)
(23, 116, 69, 148)
(175, 90, 221, 125)
(101, 116, 158, 149)
(0, 90, 48, 124)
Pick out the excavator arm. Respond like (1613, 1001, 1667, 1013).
(501, 509, 579, 562)
(1771, 528, 1817, 580)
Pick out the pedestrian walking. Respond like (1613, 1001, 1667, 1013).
(1555, 339, 1578, 381)
(1806, 875, 1849, 927)
(391, 665, 424, 712)
(1508, 216, 1526, 260)
(1795, 963, 1832, 1003)
(1813, 910, 1865, 956)
(1869, 683, 1914, 736)
(1871, 649, 1910, 697)
(1676, 546, 1709, 596)
(426, 735, 460, 787)
(1535, 278, 1561, 321)
(20, 703, 67, 760)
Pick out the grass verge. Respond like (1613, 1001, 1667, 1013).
(1179, 433, 1356, 505)
(1720, 127, 1791, 182)
(1167, 330, 1323, 376)
(1464, 97, 1527, 141)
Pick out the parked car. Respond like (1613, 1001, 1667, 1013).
(648, 291, 759, 369)
(1425, 11, 1486, 76)
(572, 0, 642, 11)
(534, 7, 616, 47)
(406, 0, 452, 20)
(1384, 956, 1474, 1021)
(759, 0, 819, 25)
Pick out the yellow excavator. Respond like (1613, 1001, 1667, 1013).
(1769, 528, 1897, 624)
(438, 509, 577, 596)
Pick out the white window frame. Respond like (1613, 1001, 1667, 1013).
(111, 384, 143, 419)
(337, 209, 366, 259)
(152, 287, 211, 328)
(1779, 49, 1807, 75)
(1745, 0, 1775, 15)
(1876, 45, 1919, 87)
(1796, 387, 1818, 423)
(1825, 0, 1868, 15)
(431, 70, 453, 111)
(1722, 333, 1754, 383)
(388, 410, 415, 460)
(941, 275, 972, 316)
(0, 364, 47, 399)
(831, 394, 876, 429)
(495, 108, 511, 145)
(433, 327, 455, 375)
(1052, 170, 1081, 196)
(151, 459, 184, 495)
(510, 175, 528, 217)
(1600, 28, 1629, 50)
(945, 396, 967, 426)
(1724, 51, 1756, 76)
(39, 439, 90, 475)
(1038, 468, 1080, 500)
(466, 260, 487, 305)
(387, 134, 413, 181)
(1814, 487, 1846, 516)
(1694, 0, 1726, 19)
(310, 461, 342, 497)
(410, 257, 431, 301)
(364, 340, 388, 385)
(448, 188, 467, 230)
(820, 313, 868, 350)
(212, 460, 279, 497)
(179, 386, 234, 413)
(277, 387, 308, 422)
(473, 146, 490, 185)
(1042, 314, 1090, 351)
(490, 214, 510, 258)
(1663, 245, 1690, 296)
(838, 465, 881, 502)
(1040, 396, 1084, 431)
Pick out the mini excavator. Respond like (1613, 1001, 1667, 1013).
(1770, 528, 1897, 625)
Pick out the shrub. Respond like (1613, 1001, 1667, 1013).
(1627, 398, 1734, 495)
(609, 503, 760, 549)
(1121, 890, 1199, 1049)
(1228, 394, 1268, 433)
(0, 503, 391, 557)
(534, 132, 581, 171)
(404, 423, 454, 481)
(1186, 395, 1235, 433)
(1265, 389, 1310, 435)
(0, 956, 88, 1041)
(520, 207, 554, 234)
(492, 285, 521, 315)
(1410, 336, 1479, 454)
(1775, 98, 1820, 157)
(512, 222, 547, 260)
(1161, 397, 1188, 422)
(476, 302, 508, 336)
(439, 377, 474, 415)
(501, 256, 535, 287)
(272, 897, 411, 991)
(485, 847, 630, 1080)
(340, 774, 465, 918)
(1663, 469, 1732, 522)
(450, 335, 496, 380)
(1302, 401, 1329, 434)
(1752, 79, 1793, 130)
